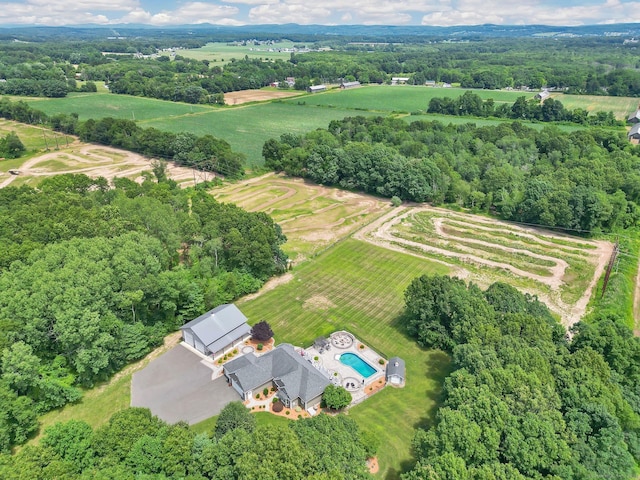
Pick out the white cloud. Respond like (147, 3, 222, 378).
(117, 2, 241, 25)
(248, 3, 331, 24)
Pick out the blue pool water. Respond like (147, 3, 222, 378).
(340, 352, 376, 378)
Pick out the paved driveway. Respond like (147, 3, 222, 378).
(131, 344, 240, 425)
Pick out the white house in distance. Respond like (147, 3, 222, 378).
(180, 304, 251, 358)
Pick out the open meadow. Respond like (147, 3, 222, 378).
(212, 173, 389, 261)
(16, 86, 629, 168)
(550, 92, 639, 119)
(177, 40, 299, 65)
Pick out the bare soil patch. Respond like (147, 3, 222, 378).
(242, 273, 294, 301)
(224, 89, 302, 105)
(303, 295, 337, 311)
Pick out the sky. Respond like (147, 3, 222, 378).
(0, 0, 638, 27)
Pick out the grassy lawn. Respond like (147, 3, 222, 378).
(191, 411, 292, 436)
(238, 238, 451, 478)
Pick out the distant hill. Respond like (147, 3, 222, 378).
(2, 23, 640, 41)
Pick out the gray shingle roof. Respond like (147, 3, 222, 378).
(629, 123, 640, 137)
(628, 110, 640, 123)
(386, 357, 406, 379)
(180, 304, 249, 351)
(224, 344, 330, 403)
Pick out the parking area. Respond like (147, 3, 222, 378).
(131, 344, 240, 425)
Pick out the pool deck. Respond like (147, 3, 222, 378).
(304, 331, 386, 404)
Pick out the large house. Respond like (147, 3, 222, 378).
(223, 343, 330, 410)
(180, 304, 251, 358)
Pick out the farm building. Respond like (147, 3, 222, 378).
(425, 80, 436, 86)
(269, 81, 280, 88)
(628, 110, 640, 124)
(385, 357, 406, 386)
(391, 77, 410, 85)
(307, 84, 327, 93)
(180, 304, 251, 358)
(535, 90, 550, 100)
(286, 77, 296, 87)
(224, 343, 330, 410)
(628, 123, 640, 140)
(340, 81, 361, 89)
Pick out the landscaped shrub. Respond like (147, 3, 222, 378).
(391, 195, 402, 207)
(251, 320, 274, 342)
(272, 400, 284, 413)
(314, 356, 319, 361)
(378, 358, 385, 365)
(263, 387, 269, 396)
(255, 394, 260, 399)
(257, 344, 263, 351)
(233, 349, 238, 355)
(359, 344, 365, 349)
(286, 411, 290, 415)
(272, 397, 278, 403)
(322, 385, 352, 410)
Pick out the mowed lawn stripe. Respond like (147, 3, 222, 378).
(238, 238, 451, 478)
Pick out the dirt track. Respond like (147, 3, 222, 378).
(0, 144, 201, 188)
(224, 89, 303, 105)
(355, 205, 613, 329)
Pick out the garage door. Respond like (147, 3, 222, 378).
(194, 338, 206, 354)
(183, 330, 194, 347)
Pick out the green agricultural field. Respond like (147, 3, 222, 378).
(238, 238, 452, 478)
(141, 102, 379, 167)
(550, 92, 639, 119)
(23, 93, 214, 121)
(178, 40, 299, 65)
(288, 85, 530, 113)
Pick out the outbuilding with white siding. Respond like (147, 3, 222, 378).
(180, 304, 251, 358)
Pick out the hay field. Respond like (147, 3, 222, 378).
(550, 92, 639, 119)
(178, 41, 298, 65)
(356, 206, 613, 327)
(212, 173, 389, 261)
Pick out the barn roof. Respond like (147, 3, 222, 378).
(628, 123, 640, 137)
(180, 304, 250, 352)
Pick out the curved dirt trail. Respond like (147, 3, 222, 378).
(0, 144, 200, 188)
(355, 205, 613, 329)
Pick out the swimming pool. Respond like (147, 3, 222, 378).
(340, 352, 376, 378)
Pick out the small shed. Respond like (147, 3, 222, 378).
(628, 123, 640, 140)
(627, 110, 640, 124)
(535, 90, 550, 101)
(180, 304, 251, 357)
(386, 357, 406, 386)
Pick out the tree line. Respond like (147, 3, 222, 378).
(0, 97, 244, 178)
(263, 116, 640, 233)
(427, 91, 621, 126)
(0, 405, 376, 479)
(401, 275, 640, 479)
(0, 174, 287, 450)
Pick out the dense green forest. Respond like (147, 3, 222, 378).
(0, 405, 375, 479)
(0, 174, 287, 451)
(401, 275, 640, 479)
(263, 116, 640, 232)
(3, 35, 640, 101)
